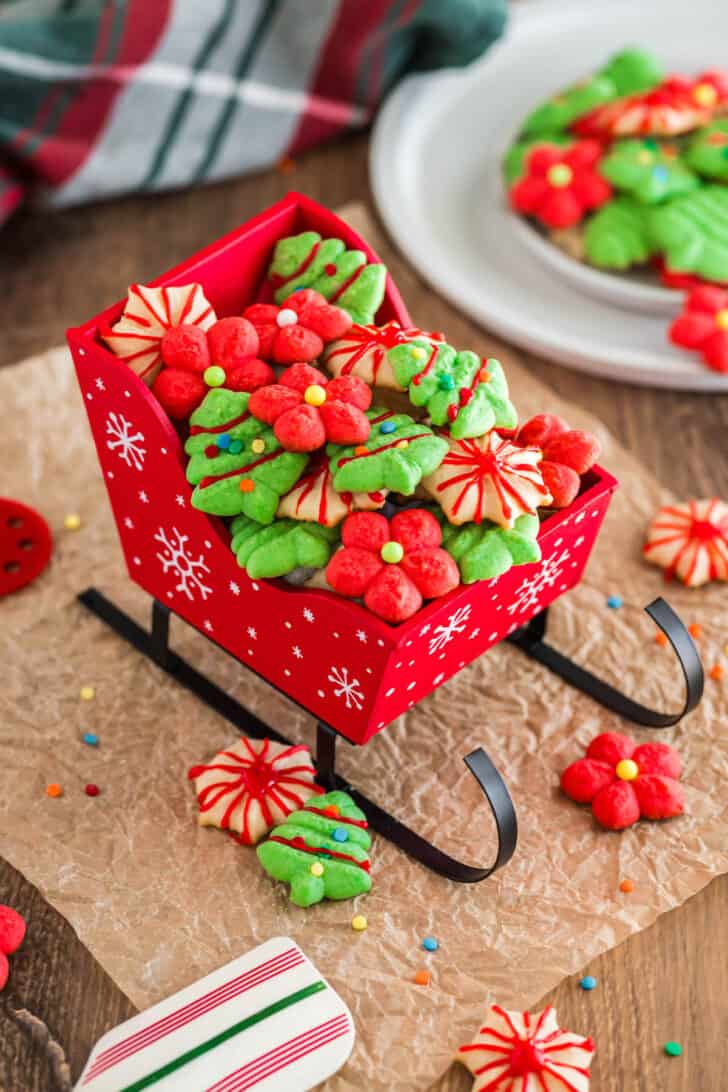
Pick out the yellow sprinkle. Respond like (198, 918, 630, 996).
(310, 861, 325, 877)
(79, 686, 95, 702)
(251, 439, 266, 454)
(396, 440, 409, 450)
(411, 348, 427, 361)
(303, 384, 327, 407)
(351, 915, 368, 932)
(64, 514, 82, 531)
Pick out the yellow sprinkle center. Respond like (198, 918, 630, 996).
(395, 439, 409, 450)
(64, 513, 82, 531)
(351, 915, 368, 932)
(80, 686, 95, 701)
(411, 347, 427, 361)
(715, 309, 728, 330)
(304, 384, 327, 407)
(616, 758, 639, 781)
(251, 438, 266, 454)
(694, 82, 718, 107)
(310, 861, 325, 877)
(547, 164, 573, 188)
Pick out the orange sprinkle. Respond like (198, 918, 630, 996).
(414, 970, 431, 986)
(710, 664, 725, 681)
(46, 783, 63, 798)
(276, 156, 296, 174)
(655, 631, 669, 647)
(619, 879, 634, 893)
(323, 804, 340, 817)
(354, 445, 368, 456)
(239, 479, 255, 493)
(688, 623, 703, 639)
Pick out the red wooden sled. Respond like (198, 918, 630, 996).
(67, 194, 702, 883)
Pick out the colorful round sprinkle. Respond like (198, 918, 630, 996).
(310, 861, 324, 877)
(664, 1041, 682, 1058)
(323, 804, 340, 818)
(422, 937, 439, 952)
(63, 514, 82, 531)
(381, 540, 404, 564)
(204, 365, 226, 388)
(82, 732, 99, 747)
(655, 632, 669, 647)
(251, 438, 266, 454)
(304, 384, 327, 407)
(354, 445, 368, 456)
(379, 420, 396, 434)
(395, 439, 409, 450)
(332, 828, 349, 843)
(438, 374, 455, 391)
(414, 970, 431, 986)
(606, 595, 623, 609)
(688, 623, 703, 639)
(85, 784, 100, 797)
(616, 758, 638, 781)
(46, 783, 63, 798)
(579, 975, 597, 991)
(709, 664, 724, 681)
(228, 439, 243, 454)
(619, 879, 634, 893)
(239, 479, 255, 493)
(217, 433, 232, 449)
(79, 686, 95, 701)
(351, 915, 368, 932)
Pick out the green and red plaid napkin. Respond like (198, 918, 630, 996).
(0, 0, 506, 226)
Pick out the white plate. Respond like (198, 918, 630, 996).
(370, 0, 728, 391)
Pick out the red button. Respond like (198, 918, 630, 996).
(0, 498, 52, 598)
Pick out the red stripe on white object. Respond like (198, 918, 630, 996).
(206, 1015, 351, 1092)
(83, 948, 304, 1082)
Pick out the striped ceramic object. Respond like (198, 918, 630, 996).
(74, 938, 355, 1091)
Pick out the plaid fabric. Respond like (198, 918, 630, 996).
(0, 0, 506, 226)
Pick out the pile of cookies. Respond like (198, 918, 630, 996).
(102, 230, 600, 623)
(505, 48, 728, 373)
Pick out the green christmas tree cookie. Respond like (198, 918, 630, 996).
(685, 120, 728, 182)
(185, 389, 306, 521)
(268, 231, 386, 324)
(387, 340, 517, 439)
(584, 196, 653, 269)
(599, 139, 698, 204)
(328, 407, 448, 495)
(648, 187, 728, 281)
(230, 515, 338, 578)
(503, 136, 572, 184)
(522, 48, 662, 138)
(256, 791, 372, 907)
(439, 513, 541, 583)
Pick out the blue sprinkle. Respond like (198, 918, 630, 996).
(422, 936, 439, 952)
(652, 165, 669, 182)
(217, 433, 231, 450)
(82, 732, 99, 747)
(332, 827, 349, 843)
(579, 975, 597, 991)
(606, 595, 623, 609)
(379, 420, 396, 434)
(228, 439, 243, 454)
(292, 285, 305, 292)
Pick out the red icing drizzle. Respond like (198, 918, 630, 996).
(302, 805, 368, 829)
(199, 447, 280, 490)
(187, 739, 322, 844)
(328, 263, 365, 304)
(268, 835, 370, 872)
(411, 343, 439, 387)
(269, 240, 321, 290)
(436, 437, 549, 524)
(336, 432, 432, 467)
(189, 410, 250, 436)
(326, 322, 443, 385)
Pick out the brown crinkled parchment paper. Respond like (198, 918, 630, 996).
(1, 206, 727, 1092)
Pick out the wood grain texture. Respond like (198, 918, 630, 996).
(1, 134, 726, 1091)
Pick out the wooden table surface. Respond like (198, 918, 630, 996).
(1, 135, 726, 1092)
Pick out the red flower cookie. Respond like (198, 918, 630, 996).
(509, 141, 612, 229)
(669, 285, 728, 373)
(243, 289, 352, 365)
(561, 732, 685, 831)
(249, 363, 372, 453)
(655, 256, 728, 292)
(516, 414, 601, 508)
(326, 509, 460, 623)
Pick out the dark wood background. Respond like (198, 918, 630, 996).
(1, 135, 726, 1091)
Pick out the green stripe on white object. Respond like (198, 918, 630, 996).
(74, 938, 355, 1091)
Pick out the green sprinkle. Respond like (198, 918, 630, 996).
(664, 1041, 682, 1058)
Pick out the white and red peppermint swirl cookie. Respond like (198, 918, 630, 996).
(422, 431, 552, 527)
(101, 283, 216, 384)
(188, 737, 322, 845)
(643, 497, 728, 587)
(323, 320, 444, 390)
(277, 454, 387, 526)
